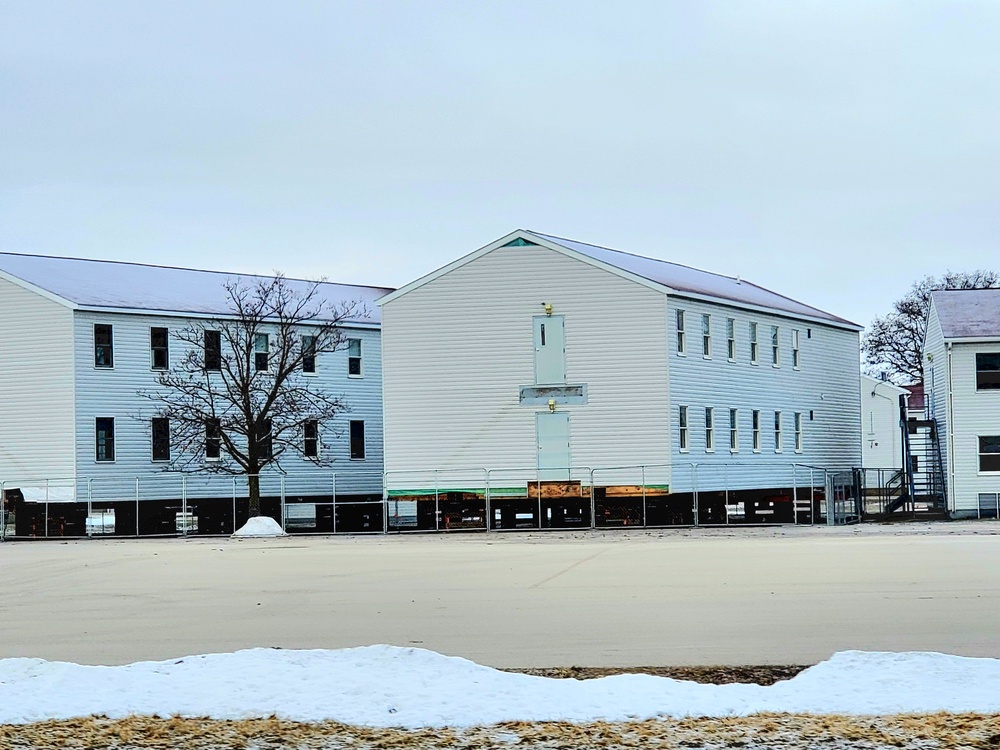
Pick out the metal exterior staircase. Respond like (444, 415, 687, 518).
(886, 395, 947, 515)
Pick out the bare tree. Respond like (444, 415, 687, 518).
(140, 274, 361, 516)
(863, 271, 999, 384)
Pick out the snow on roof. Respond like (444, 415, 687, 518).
(932, 288, 1000, 339)
(1, 646, 999, 726)
(0, 252, 392, 324)
(527, 232, 859, 328)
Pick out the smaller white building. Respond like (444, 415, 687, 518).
(860, 375, 907, 471)
(923, 289, 1000, 518)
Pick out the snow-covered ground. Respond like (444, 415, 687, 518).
(232, 515, 286, 537)
(1, 646, 999, 727)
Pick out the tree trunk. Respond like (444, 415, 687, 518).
(248, 473, 261, 517)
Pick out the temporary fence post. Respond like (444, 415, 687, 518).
(181, 476, 188, 536)
(810, 468, 816, 525)
(280, 476, 286, 532)
(382, 472, 389, 535)
(44, 480, 49, 539)
(537, 472, 542, 530)
(792, 465, 799, 526)
(724, 463, 730, 526)
(484, 469, 491, 533)
(0, 480, 6, 541)
(589, 468, 596, 530)
(232, 477, 237, 534)
(135, 477, 141, 538)
(87, 479, 93, 539)
(691, 464, 699, 527)
(434, 470, 440, 532)
(641, 465, 647, 528)
(332, 473, 337, 534)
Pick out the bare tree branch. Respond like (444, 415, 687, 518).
(863, 271, 999, 384)
(138, 274, 363, 515)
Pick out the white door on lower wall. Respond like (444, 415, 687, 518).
(536, 412, 571, 481)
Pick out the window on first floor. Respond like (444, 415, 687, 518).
(752, 410, 761, 451)
(151, 417, 170, 461)
(94, 324, 113, 368)
(730, 408, 739, 451)
(350, 420, 366, 459)
(774, 410, 782, 452)
(979, 436, 1000, 472)
(705, 407, 714, 452)
(794, 412, 802, 452)
(95, 417, 115, 461)
(678, 405, 688, 451)
(304, 420, 319, 458)
(256, 418, 273, 459)
(150, 327, 169, 370)
(205, 418, 221, 460)
(976, 353, 1000, 390)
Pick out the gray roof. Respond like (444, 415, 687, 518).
(527, 232, 858, 328)
(0, 252, 392, 324)
(931, 289, 1000, 339)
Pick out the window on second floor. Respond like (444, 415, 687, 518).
(791, 329, 801, 369)
(726, 318, 736, 360)
(254, 333, 269, 372)
(204, 330, 222, 371)
(150, 327, 169, 370)
(676, 310, 686, 355)
(702, 314, 712, 358)
(94, 324, 113, 368)
(771, 325, 780, 366)
(749, 322, 758, 364)
(302, 336, 317, 374)
(976, 353, 1000, 390)
(151, 417, 170, 461)
(347, 338, 363, 377)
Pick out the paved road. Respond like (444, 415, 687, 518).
(2, 524, 999, 667)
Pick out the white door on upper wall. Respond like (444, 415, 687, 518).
(536, 411, 571, 480)
(533, 315, 566, 385)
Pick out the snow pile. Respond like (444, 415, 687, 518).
(1, 647, 999, 727)
(232, 516, 286, 538)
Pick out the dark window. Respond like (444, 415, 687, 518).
(347, 338, 362, 376)
(151, 418, 170, 461)
(205, 418, 221, 460)
(254, 333, 269, 372)
(979, 436, 1000, 472)
(976, 353, 1000, 390)
(302, 336, 317, 374)
(304, 420, 319, 458)
(349, 420, 365, 459)
(150, 327, 169, 370)
(256, 418, 272, 460)
(95, 417, 115, 461)
(94, 324, 113, 368)
(204, 330, 222, 371)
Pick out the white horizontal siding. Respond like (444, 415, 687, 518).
(861, 376, 905, 470)
(72, 311, 383, 501)
(0, 277, 76, 485)
(943, 341, 1000, 514)
(666, 296, 861, 493)
(381, 243, 671, 490)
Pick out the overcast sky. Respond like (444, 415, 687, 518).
(3, 1, 999, 328)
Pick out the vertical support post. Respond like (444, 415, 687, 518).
(590, 469, 597, 529)
(641, 465, 647, 528)
(232, 477, 237, 534)
(86, 480, 93, 539)
(792, 465, 798, 526)
(332, 473, 337, 534)
(810, 468, 816, 525)
(537, 473, 542, 530)
(181, 475, 188, 536)
(44, 480, 49, 539)
(135, 477, 141, 538)
(434, 470, 440, 532)
(692, 463, 699, 527)
(724, 463, 730, 525)
(280, 475, 286, 532)
(485, 469, 491, 533)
